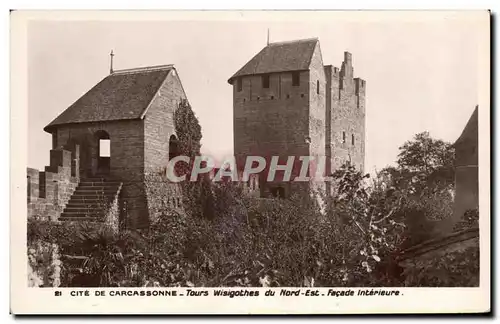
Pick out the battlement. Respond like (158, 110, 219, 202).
(354, 78, 366, 95)
(27, 145, 80, 220)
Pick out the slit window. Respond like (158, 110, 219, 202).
(352, 134, 355, 146)
(342, 131, 346, 144)
(262, 74, 270, 89)
(99, 139, 111, 157)
(52, 131, 58, 149)
(292, 72, 300, 86)
(27, 176, 31, 203)
(237, 78, 242, 92)
(317, 80, 320, 94)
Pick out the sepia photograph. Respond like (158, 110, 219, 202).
(10, 9, 490, 314)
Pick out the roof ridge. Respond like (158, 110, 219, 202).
(112, 64, 174, 75)
(268, 37, 319, 46)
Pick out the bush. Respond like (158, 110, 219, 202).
(402, 245, 479, 287)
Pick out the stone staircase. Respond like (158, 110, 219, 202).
(59, 177, 122, 223)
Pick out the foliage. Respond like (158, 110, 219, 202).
(396, 131, 455, 191)
(28, 240, 61, 287)
(172, 100, 215, 219)
(379, 132, 456, 246)
(402, 245, 479, 287)
(28, 129, 477, 288)
(453, 209, 479, 232)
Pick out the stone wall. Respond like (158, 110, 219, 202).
(233, 67, 314, 196)
(144, 173, 184, 223)
(398, 228, 479, 287)
(54, 120, 145, 181)
(144, 69, 187, 172)
(27, 146, 80, 220)
(326, 52, 366, 176)
(54, 120, 148, 229)
(232, 48, 366, 198)
(233, 70, 311, 161)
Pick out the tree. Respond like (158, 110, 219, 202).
(173, 100, 215, 219)
(395, 131, 455, 191)
(380, 132, 456, 247)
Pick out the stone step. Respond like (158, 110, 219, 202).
(69, 194, 113, 200)
(61, 211, 105, 218)
(80, 178, 118, 183)
(66, 199, 110, 206)
(72, 190, 117, 196)
(59, 216, 104, 222)
(63, 207, 107, 213)
(77, 184, 121, 190)
(65, 202, 110, 208)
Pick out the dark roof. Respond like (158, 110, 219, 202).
(453, 105, 478, 147)
(228, 38, 319, 84)
(44, 65, 174, 132)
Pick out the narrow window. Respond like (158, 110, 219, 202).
(27, 176, 31, 203)
(262, 74, 270, 89)
(342, 131, 346, 144)
(169, 135, 179, 161)
(53, 181, 59, 205)
(292, 72, 300, 86)
(52, 130, 58, 149)
(317, 80, 320, 94)
(352, 134, 355, 146)
(237, 78, 242, 92)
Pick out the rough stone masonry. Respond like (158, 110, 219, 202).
(228, 38, 366, 198)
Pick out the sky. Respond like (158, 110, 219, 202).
(27, 11, 484, 174)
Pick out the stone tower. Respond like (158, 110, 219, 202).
(35, 64, 187, 228)
(228, 38, 366, 198)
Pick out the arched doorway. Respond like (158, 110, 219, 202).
(270, 186, 285, 199)
(95, 130, 111, 176)
(169, 135, 180, 161)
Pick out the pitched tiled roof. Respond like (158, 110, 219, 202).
(453, 105, 478, 147)
(44, 65, 174, 132)
(228, 38, 319, 84)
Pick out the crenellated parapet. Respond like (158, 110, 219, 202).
(27, 144, 81, 220)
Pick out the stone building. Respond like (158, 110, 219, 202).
(228, 38, 366, 198)
(28, 64, 187, 228)
(452, 105, 479, 224)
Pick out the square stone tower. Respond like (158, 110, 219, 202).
(228, 38, 366, 198)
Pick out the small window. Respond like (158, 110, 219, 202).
(99, 139, 110, 157)
(342, 131, 346, 144)
(237, 78, 242, 92)
(352, 134, 355, 146)
(27, 176, 31, 203)
(262, 74, 270, 88)
(292, 72, 300, 86)
(317, 80, 320, 94)
(52, 131, 58, 149)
